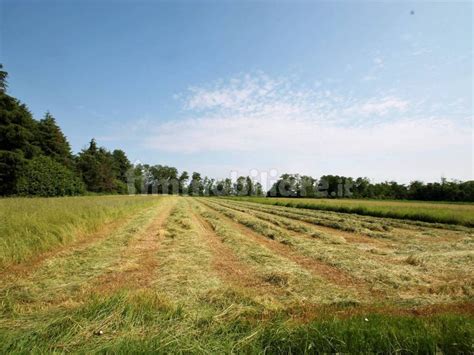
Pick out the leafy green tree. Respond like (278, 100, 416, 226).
(245, 176, 254, 196)
(459, 181, 474, 201)
(353, 177, 371, 198)
(299, 175, 316, 197)
(254, 182, 264, 196)
(148, 165, 179, 194)
(319, 175, 340, 197)
(188, 172, 203, 196)
(234, 176, 247, 196)
(203, 177, 215, 196)
(178, 171, 189, 195)
(16, 156, 84, 196)
(268, 174, 298, 197)
(223, 178, 233, 195)
(130, 164, 145, 194)
(213, 179, 225, 196)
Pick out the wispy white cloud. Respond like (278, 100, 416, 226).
(128, 73, 471, 181)
(185, 74, 280, 113)
(411, 47, 432, 56)
(178, 73, 409, 125)
(359, 52, 386, 83)
(401, 32, 436, 57)
(145, 73, 467, 155)
(342, 96, 409, 117)
(362, 75, 377, 82)
(373, 57, 384, 68)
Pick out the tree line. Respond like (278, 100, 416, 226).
(129, 167, 264, 197)
(268, 174, 474, 202)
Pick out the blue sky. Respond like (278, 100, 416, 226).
(1, 0, 472, 184)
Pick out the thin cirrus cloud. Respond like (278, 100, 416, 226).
(144, 73, 468, 155)
(342, 96, 408, 117)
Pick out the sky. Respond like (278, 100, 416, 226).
(1, 0, 472, 185)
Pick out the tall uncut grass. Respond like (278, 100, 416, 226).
(0, 196, 160, 268)
(226, 197, 474, 227)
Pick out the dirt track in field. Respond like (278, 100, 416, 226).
(93, 199, 176, 294)
(187, 204, 285, 298)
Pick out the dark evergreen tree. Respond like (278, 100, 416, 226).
(0, 64, 7, 93)
(0, 93, 39, 157)
(0, 65, 40, 195)
(77, 139, 119, 193)
(37, 112, 73, 166)
(112, 149, 132, 183)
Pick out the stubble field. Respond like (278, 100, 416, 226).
(0, 196, 472, 353)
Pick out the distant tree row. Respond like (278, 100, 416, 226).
(267, 174, 474, 202)
(128, 165, 264, 197)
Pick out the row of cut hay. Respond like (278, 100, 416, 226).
(199, 199, 293, 245)
(228, 198, 473, 234)
(205, 198, 474, 303)
(224, 197, 474, 227)
(191, 199, 359, 305)
(218, 198, 394, 239)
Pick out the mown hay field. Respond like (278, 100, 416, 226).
(0, 196, 473, 353)
(227, 196, 474, 227)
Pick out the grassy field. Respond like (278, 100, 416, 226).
(0, 196, 472, 352)
(225, 196, 474, 227)
(0, 195, 162, 268)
